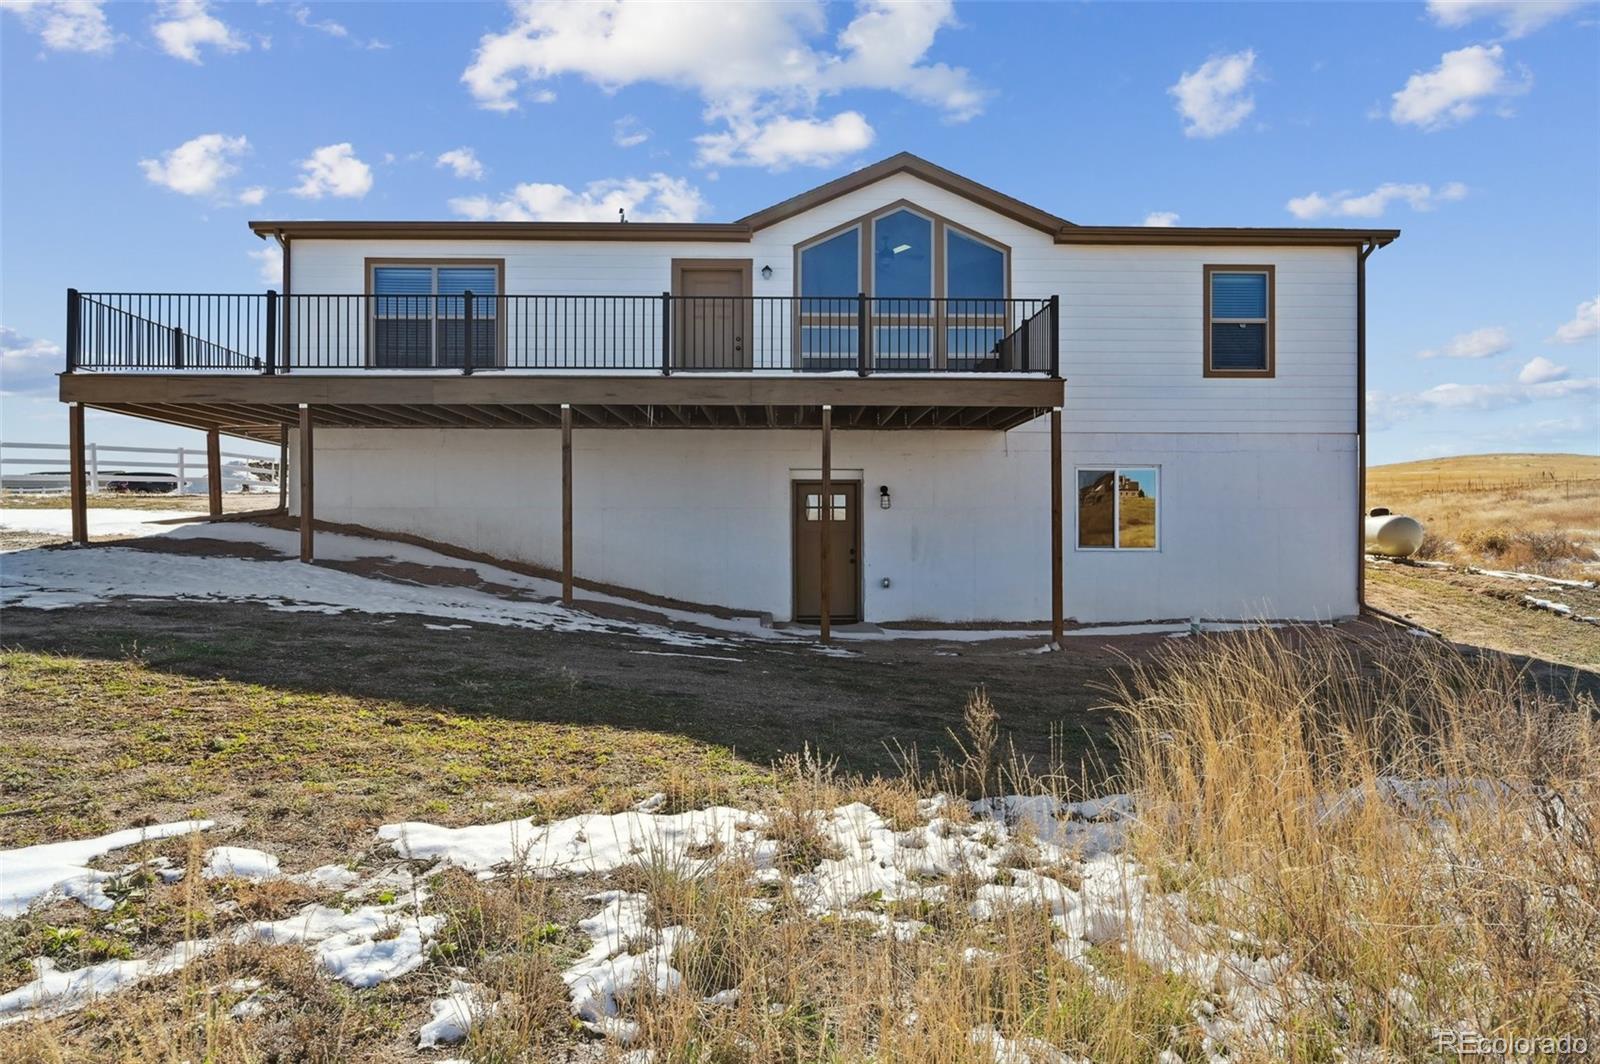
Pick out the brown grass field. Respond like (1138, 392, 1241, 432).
(1367, 452, 1600, 576)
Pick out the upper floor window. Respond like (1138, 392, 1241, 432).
(371, 261, 500, 369)
(794, 202, 1011, 371)
(1204, 265, 1274, 377)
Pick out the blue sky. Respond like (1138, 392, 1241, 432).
(2, 0, 1596, 463)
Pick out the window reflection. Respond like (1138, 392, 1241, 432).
(1078, 468, 1159, 550)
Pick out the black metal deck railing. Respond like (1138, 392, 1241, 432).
(66, 290, 1059, 377)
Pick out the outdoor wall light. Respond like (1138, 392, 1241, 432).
(760, 264, 773, 280)
(879, 484, 891, 509)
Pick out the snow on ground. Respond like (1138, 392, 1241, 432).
(0, 508, 199, 540)
(0, 820, 214, 917)
(202, 846, 281, 881)
(1, 508, 1253, 645)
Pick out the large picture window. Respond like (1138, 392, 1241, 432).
(1077, 467, 1160, 550)
(797, 228, 861, 370)
(793, 200, 1010, 371)
(371, 261, 501, 368)
(1204, 265, 1274, 377)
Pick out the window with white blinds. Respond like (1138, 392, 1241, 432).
(371, 263, 500, 368)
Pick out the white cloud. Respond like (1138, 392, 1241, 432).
(1518, 356, 1569, 384)
(695, 111, 873, 170)
(2, 0, 115, 54)
(138, 133, 249, 197)
(151, 0, 248, 63)
(460, 0, 983, 169)
(436, 147, 485, 181)
(1425, 1, 1582, 39)
(1549, 294, 1600, 344)
(1389, 44, 1530, 130)
(449, 173, 707, 223)
(1416, 325, 1512, 360)
(1286, 181, 1467, 220)
(612, 115, 651, 148)
(1168, 50, 1258, 138)
(290, 3, 346, 38)
(247, 244, 282, 286)
(292, 143, 373, 199)
(1142, 211, 1180, 227)
(1416, 377, 1597, 410)
(0, 325, 61, 396)
(237, 185, 266, 206)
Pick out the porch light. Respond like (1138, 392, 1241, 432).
(879, 484, 891, 509)
(760, 264, 773, 280)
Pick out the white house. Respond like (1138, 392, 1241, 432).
(59, 153, 1398, 635)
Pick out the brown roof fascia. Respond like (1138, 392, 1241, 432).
(735, 152, 1076, 235)
(1056, 226, 1401, 247)
(248, 220, 753, 242)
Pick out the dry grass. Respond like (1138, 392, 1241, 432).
(6, 630, 1596, 1061)
(1112, 627, 1600, 1057)
(1368, 453, 1600, 575)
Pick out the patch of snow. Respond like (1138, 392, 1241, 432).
(0, 942, 208, 1025)
(291, 864, 362, 891)
(203, 846, 281, 881)
(419, 979, 495, 1047)
(0, 820, 214, 917)
(1473, 566, 1596, 589)
(378, 806, 772, 877)
(0, 508, 199, 545)
(243, 902, 443, 988)
(563, 891, 690, 1044)
(1522, 594, 1575, 617)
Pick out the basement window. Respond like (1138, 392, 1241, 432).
(1204, 265, 1274, 377)
(1077, 468, 1159, 550)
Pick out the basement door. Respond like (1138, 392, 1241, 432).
(792, 480, 861, 623)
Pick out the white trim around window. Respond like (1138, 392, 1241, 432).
(1074, 466, 1161, 551)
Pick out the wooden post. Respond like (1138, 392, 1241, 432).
(277, 423, 288, 511)
(1050, 406, 1064, 646)
(819, 404, 832, 644)
(68, 402, 88, 545)
(298, 404, 314, 562)
(561, 403, 573, 605)
(206, 428, 223, 518)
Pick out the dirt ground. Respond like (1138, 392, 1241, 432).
(1366, 560, 1600, 670)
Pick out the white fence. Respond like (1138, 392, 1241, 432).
(0, 440, 281, 496)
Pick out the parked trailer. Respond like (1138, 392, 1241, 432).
(1364, 508, 1425, 558)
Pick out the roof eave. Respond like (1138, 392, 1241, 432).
(1055, 227, 1401, 247)
(247, 220, 754, 242)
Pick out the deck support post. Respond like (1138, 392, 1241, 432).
(68, 402, 88, 545)
(562, 403, 573, 606)
(298, 403, 314, 562)
(1050, 406, 1064, 646)
(820, 404, 832, 644)
(277, 423, 288, 511)
(206, 428, 223, 518)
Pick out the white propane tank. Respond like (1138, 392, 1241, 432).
(1364, 508, 1425, 558)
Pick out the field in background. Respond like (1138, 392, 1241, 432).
(1367, 452, 1600, 575)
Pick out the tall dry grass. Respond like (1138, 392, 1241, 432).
(12, 631, 1596, 1062)
(1111, 627, 1600, 1057)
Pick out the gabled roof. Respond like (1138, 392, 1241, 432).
(734, 152, 1075, 234)
(249, 152, 1398, 248)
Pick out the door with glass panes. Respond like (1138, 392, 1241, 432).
(792, 481, 860, 622)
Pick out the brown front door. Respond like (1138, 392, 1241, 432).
(792, 480, 860, 623)
(673, 263, 751, 370)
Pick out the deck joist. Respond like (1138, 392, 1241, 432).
(59, 373, 1064, 442)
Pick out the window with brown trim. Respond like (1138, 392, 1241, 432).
(1203, 264, 1274, 378)
(367, 259, 503, 369)
(793, 200, 1010, 371)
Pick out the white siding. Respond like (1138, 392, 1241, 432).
(289, 172, 1357, 435)
(292, 426, 1357, 625)
(281, 171, 1360, 622)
